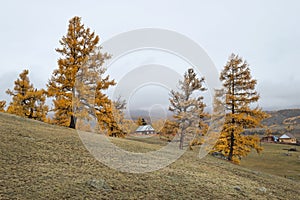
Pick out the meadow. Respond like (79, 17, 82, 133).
(241, 142, 300, 181)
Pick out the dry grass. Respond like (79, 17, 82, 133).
(0, 112, 299, 199)
(241, 142, 300, 181)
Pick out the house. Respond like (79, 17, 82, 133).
(260, 135, 278, 143)
(135, 125, 155, 135)
(279, 133, 297, 144)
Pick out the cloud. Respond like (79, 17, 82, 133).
(0, 0, 300, 110)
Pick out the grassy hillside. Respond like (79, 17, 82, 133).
(1, 113, 299, 199)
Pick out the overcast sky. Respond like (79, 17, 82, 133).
(0, 0, 299, 111)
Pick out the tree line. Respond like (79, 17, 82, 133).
(0, 16, 268, 164)
(0, 16, 134, 137)
(162, 54, 268, 163)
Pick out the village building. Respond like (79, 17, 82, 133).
(260, 135, 278, 143)
(135, 125, 155, 135)
(278, 133, 297, 144)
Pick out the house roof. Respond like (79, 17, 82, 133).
(279, 133, 296, 139)
(135, 125, 155, 132)
(262, 135, 274, 138)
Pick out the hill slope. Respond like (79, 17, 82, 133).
(0, 113, 299, 199)
(244, 109, 300, 140)
(263, 109, 300, 126)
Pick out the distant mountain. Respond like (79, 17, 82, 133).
(125, 108, 173, 122)
(262, 109, 300, 126)
(244, 109, 300, 140)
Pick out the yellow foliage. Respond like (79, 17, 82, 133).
(283, 116, 300, 125)
(169, 68, 207, 149)
(76, 119, 92, 132)
(159, 120, 179, 141)
(95, 97, 133, 137)
(265, 128, 273, 136)
(6, 70, 48, 121)
(152, 119, 166, 133)
(47, 16, 114, 130)
(212, 54, 267, 164)
(136, 117, 147, 126)
(0, 101, 6, 112)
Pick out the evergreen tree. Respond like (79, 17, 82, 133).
(213, 54, 268, 164)
(169, 68, 207, 149)
(6, 70, 48, 121)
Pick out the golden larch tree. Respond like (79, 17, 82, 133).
(0, 100, 6, 112)
(73, 42, 127, 136)
(47, 16, 115, 129)
(204, 89, 226, 149)
(159, 120, 179, 141)
(213, 54, 268, 164)
(96, 97, 128, 137)
(136, 117, 147, 126)
(6, 69, 48, 121)
(75, 43, 117, 135)
(265, 128, 273, 136)
(152, 119, 166, 133)
(109, 97, 134, 136)
(169, 68, 207, 149)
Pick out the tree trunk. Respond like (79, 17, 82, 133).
(228, 67, 235, 161)
(228, 129, 235, 161)
(69, 115, 77, 129)
(179, 132, 184, 150)
(28, 108, 33, 119)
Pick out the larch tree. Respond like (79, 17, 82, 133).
(212, 89, 225, 117)
(0, 100, 6, 112)
(265, 128, 273, 136)
(169, 68, 207, 149)
(213, 53, 268, 164)
(47, 16, 115, 129)
(6, 69, 48, 121)
(136, 117, 147, 126)
(73, 47, 126, 137)
(152, 119, 166, 133)
(75, 41, 116, 135)
(207, 88, 226, 142)
(110, 97, 135, 136)
(159, 120, 179, 141)
(96, 97, 128, 137)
